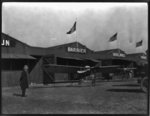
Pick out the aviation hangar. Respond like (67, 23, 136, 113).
(1, 33, 147, 87)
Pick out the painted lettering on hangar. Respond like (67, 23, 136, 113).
(1, 39, 16, 47)
(67, 47, 86, 53)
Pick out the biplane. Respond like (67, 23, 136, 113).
(76, 65, 121, 79)
(42, 63, 124, 82)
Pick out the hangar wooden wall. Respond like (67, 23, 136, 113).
(1, 33, 36, 87)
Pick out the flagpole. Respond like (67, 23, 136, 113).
(117, 33, 120, 54)
(76, 17, 78, 48)
(136, 41, 137, 53)
(136, 42, 138, 53)
(141, 42, 143, 53)
(142, 40, 144, 53)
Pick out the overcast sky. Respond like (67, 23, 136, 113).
(2, 3, 148, 53)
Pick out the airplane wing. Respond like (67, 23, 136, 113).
(91, 65, 120, 73)
(76, 65, 120, 80)
(42, 64, 84, 73)
(43, 64, 120, 73)
(118, 67, 136, 71)
(42, 64, 121, 81)
(77, 70, 87, 74)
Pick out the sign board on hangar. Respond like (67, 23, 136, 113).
(1, 39, 16, 47)
(113, 53, 125, 57)
(67, 47, 86, 54)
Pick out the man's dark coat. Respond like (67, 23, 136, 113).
(20, 71, 29, 89)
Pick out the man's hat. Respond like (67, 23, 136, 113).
(24, 65, 28, 70)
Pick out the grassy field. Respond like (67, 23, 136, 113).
(2, 79, 147, 114)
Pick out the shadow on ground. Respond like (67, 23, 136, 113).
(29, 83, 103, 89)
(112, 84, 139, 87)
(13, 93, 22, 97)
(107, 88, 143, 93)
(29, 84, 92, 89)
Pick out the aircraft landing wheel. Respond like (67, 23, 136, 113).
(140, 77, 148, 93)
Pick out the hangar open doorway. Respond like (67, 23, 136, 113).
(42, 55, 99, 84)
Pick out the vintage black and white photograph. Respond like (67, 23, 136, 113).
(1, 2, 148, 114)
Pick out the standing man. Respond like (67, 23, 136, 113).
(20, 65, 29, 97)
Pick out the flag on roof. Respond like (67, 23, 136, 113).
(109, 33, 117, 42)
(66, 21, 76, 34)
(136, 40, 143, 47)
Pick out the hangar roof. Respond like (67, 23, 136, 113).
(127, 53, 147, 64)
(93, 49, 128, 60)
(1, 32, 148, 64)
(1, 33, 30, 47)
(1, 33, 94, 59)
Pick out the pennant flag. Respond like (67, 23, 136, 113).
(66, 22, 76, 34)
(136, 40, 143, 47)
(109, 33, 117, 42)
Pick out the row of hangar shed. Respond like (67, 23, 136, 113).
(1, 33, 148, 87)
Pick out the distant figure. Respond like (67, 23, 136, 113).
(78, 78, 83, 85)
(104, 73, 111, 81)
(109, 73, 113, 80)
(129, 70, 134, 79)
(91, 71, 96, 87)
(20, 65, 29, 97)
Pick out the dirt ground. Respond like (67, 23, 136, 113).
(2, 79, 148, 114)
